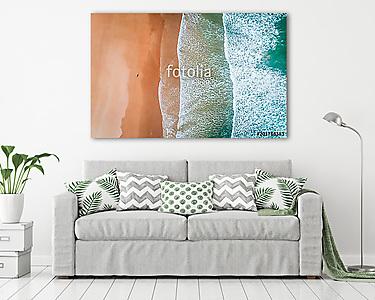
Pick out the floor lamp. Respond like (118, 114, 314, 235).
(323, 112, 375, 272)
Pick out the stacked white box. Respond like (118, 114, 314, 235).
(0, 222, 33, 278)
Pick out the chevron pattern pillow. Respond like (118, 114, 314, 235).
(209, 174, 257, 211)
(117, 171, 168, 210)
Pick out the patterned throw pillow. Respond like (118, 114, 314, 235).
(254, 169, 307, 210)
(117, 171, 168, 210)
(209, 174, 257, 211)
(65, 169, 120, 217)
(159, 181, 214, 215)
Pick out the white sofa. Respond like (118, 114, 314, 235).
(52, 160, 322, 277)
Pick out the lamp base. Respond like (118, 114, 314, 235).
(347, 265, 375, 273)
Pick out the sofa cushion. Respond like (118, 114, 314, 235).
(83, 160, 187, 181)
(75, 211, 187, 241)
(188, 211, 299, 241)
(188, 160, 292, 182)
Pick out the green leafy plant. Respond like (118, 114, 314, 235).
(0, 145, 59, 194)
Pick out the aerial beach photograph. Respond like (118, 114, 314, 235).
(91, 13, 287, 139)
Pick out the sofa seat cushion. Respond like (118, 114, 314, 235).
(188, 211, 299, 241)
(75, 211, 187, 241)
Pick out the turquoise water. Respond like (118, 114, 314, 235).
(223, 13, 287, 138)
(171, 13, 287, 139)
(175, 13, 234, 138)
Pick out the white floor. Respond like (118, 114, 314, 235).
(0, 266, 374, 300)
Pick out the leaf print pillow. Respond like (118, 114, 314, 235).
(65, 169, 120, 217)
(254, 169, 307, 210)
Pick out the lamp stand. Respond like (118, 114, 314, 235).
(343, 124, 375, 273)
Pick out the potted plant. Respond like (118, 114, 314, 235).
(0, 145, 59, 223)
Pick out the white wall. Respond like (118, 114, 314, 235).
(1, 0, 375, 265)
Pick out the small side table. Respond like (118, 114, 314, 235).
(0, 222, 33, 278)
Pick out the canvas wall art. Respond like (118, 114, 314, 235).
(91, 13, 287, 139)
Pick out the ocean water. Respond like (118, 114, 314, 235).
(175, 13, 234, 138)
(159, 13, 287, 139)
(223, 13, 287, 138)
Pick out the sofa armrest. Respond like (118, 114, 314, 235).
(52, 191, 77, 276)
(297, 191, 323, 276)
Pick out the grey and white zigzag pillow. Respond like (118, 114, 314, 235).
(117, 171, 168, 210)
(209, 173, 257, 211)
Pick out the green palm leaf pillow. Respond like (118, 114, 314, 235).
(65, 169, 120, 217)
(254, 169, 307, 210)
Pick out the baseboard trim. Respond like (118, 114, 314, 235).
(340, 254, 375, 265)
(32, 255, 51, 266)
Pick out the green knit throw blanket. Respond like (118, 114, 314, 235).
(258, 206, 375, 281)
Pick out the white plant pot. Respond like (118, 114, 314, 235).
(0, 194, 24, 223)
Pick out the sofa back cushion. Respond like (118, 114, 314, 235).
(83, 160, 188, 181)
(188, 160, 292, 181)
